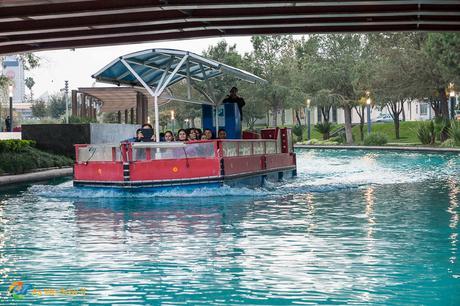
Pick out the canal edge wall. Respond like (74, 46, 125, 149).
(0, 167, 73, 186)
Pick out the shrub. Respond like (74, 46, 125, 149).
(449, 121, 460, 146)
(314, 121, 332, 140)
(417, 121, 435, 145)
(363, 132, 388, 146)
(440, 139, 456, 148)
(330, 131, 347, 144)
(292, 125, 303, 142)
(66, 115, 97, 124)
(434, 117, 450, 141)
(0, 139, 36, 153)
(0, 146, 73, 174)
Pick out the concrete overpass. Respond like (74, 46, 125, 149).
(0, 0, 459, 55)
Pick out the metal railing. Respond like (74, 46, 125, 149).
(76, 139, 280, 163)
(221, 139, 278, 157)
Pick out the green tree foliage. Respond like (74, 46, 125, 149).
(425, 33, 460, 84)
(25, 77, 35, 101)
(31, 99, 47, 118)
(48, 94, 66, 119)
(250, 35, 295, 126)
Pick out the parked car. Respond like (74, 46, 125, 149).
(374, 114, 393, 123)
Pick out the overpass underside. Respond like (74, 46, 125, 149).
(0, 0, 459, 54)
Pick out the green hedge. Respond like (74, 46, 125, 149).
(363, 132, 388, 146)
(0, 139, 36, 153)
(0, 140, 73, 175)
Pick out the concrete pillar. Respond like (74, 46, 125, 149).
(71, 90, 78, 117)
(89, 97, 94, 119)
(117, 111, 121, 123)
(136, 92, 142, 124)
(142, 95, 148, 124)
(81, 94, 87, 118)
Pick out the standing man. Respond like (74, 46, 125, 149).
(5, 116, 11, 132)
(222, 87, 246, 121)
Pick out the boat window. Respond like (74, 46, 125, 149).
(222, 142, 238, 157)
(266, 141, 277, 154)
(238, 142, 252, 156)
(77, 145, 121, 162)
(253, 142, 265, 155)
(132, 142, 216, 161)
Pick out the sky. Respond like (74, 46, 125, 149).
(28, 36, 254, 98)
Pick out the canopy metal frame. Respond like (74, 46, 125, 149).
(93, 48, 265, 142)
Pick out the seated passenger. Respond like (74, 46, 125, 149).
(176, 129, 188, 142)
(203, 128, 213, 140)
(218, 128, 227, 139)
(164, 130, 174, 142)
(137, 123, 155, 142)
(188, 128, 198, 141)
(195, 128, 202, 140)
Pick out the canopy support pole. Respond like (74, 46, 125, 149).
(154, 95, 160, 143)
(199, 63, 219, 136)
(120, 58, 161, 142)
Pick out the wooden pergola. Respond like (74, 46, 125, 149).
(74, 87, 170, 124)
(0, 0, 459, 55)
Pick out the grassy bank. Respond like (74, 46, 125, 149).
(0, 140, 73, 175)
(352, 121, 420, 145)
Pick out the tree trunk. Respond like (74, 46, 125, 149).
(439, 88, 449, 119)
(272, 107, 278, 126)
(281, 109, 286, 126)
(343, 105, 353, 144)
(430, 100, 441, 118)
(402, 105, 406, 121)
(394, 116, 400, 139)
(295, 109, 302, 127)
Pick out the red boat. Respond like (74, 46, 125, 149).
(73, 49, 296, 190)
(74, 128, 296, 190)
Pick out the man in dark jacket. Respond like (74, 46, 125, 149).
(222, 87, 245, 120)
(5, 116, 11, 132)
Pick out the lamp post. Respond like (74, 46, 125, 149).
(170, 110, 175, 132)
(449, 85, 456, 120)
(64, 80, 69, 123)
(366, 97, 372, 134)
(306, 99, 311, 140)
(8, 84, 13, 132)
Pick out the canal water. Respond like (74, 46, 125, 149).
(0, 149, 459, 305)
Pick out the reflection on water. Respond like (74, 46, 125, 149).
(0, 149, 459, 304)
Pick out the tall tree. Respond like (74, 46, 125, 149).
(31, 99, 47, 118)
(48, 94, 66, 119)
(250, 35, 295, 126)
(25, 77, 35, 101)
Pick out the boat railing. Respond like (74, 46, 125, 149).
(130, 141, 216, 161)
(75, 144, 122, 163)
(75, 139, 279, 163)
(219, 139, 278, 157)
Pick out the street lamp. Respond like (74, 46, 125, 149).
(449, 83, 456, 120)
(366, 97, 372, 134)
(306, 99, 311, 140)
(170, 110, 175, 132)
(8, 84, 13, 132)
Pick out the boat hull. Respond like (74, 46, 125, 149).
(74, 166, 296, 191)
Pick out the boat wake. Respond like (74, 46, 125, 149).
(28, 149, 459, 199)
